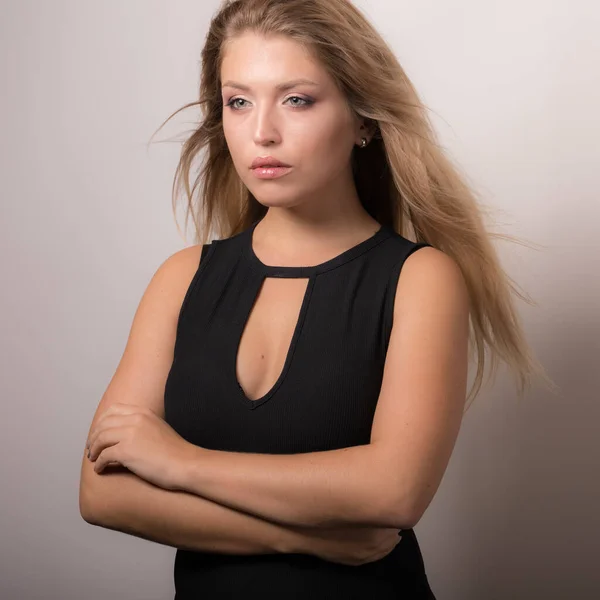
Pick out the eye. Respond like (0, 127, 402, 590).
(225, 96, 314, 110)
(226, 97, 248, 110)
(286, 96, 312, 107)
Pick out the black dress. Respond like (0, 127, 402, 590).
(164, 218, 436, 599)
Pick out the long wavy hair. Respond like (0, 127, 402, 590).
(150, 0, 557, 409)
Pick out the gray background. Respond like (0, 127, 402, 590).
(1, 1, 598, 598)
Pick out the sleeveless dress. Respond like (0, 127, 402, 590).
(164, 218, 436, 599)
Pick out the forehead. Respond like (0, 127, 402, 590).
(221, 32, 325, 84)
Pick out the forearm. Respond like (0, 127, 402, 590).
(80, 461, 308, 555)
(181, 443, 398, 529)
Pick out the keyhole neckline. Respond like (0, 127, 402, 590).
(234, 275, 314, 409)
(246, 219, 393, 277)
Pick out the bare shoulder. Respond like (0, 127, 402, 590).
(127, 244, 204, 331)
(130, 243, 205, 350)
(393, 246, 470, 320)
(154, 244, 203, 297)
(85, 244, 204, 424)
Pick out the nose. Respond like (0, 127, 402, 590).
(252, 105, 282, 146)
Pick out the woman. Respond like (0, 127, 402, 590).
(79, 1, 555, 598)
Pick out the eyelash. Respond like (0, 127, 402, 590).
(225, 96, 314, 110)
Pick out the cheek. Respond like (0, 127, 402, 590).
(222, 121, 247, 171)
(302, 124, 353, 177)
(222, 118, 239, 152)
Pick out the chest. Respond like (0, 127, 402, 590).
(165, 264, 392, 454)
(236, 276, 311, 403)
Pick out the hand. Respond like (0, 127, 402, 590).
(86, 403, 195, 491)
(299, 526, 403, 566)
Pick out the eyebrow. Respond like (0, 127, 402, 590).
(221, 78, 320, 92)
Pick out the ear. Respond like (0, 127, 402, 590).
(354, 116, 378, 144)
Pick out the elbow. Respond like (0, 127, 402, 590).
(79, 474, 106, 526)
(79, 456, 116, 526)
(79, 484, 99, 525)
(382, 507, 420, 531)
(399, 505, 425, 530)
(79, 462, 136, 528)
(380, 492, 427, 530)
(80, 505, 98, 526)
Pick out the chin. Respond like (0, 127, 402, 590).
(251, 189, 303, 208)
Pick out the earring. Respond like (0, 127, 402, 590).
(360, 137, 368, 148)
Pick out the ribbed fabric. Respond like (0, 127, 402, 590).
(164, 218, 435, 599)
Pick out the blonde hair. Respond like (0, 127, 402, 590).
(150, 0, 557, 409)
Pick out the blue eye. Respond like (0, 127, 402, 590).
(286, 96, 311, 108)
(225, 96, 313, 110)
(226, 98, 248, 109)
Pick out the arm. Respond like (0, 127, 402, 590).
(80, 453, 306, 555)
(180, 444, 393, 530)
(79, 247, 302, 554)
(175, 248, 470, 530)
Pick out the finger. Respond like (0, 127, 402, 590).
(88, 426, 126, 462)
(94, 444, 122, 474)
(87, 415, 122, 453)
(87, 413, 138, 451)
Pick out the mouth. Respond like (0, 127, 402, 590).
(250, 165, 293, 180)
(250, 157, 292, 169)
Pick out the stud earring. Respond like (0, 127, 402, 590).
(360, 137, 368, 148)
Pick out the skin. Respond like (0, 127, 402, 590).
(220, 31, 382, 260)
(86, 33, 470, 531)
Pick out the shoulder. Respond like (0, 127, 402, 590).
(143, 245, 204, 312)
(156, 244, 203, 283)
(85, 244, 205, 425)
(393, 245, 470, 321)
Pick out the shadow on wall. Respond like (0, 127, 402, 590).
(416, 317, 600, 600)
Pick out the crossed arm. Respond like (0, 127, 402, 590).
(80, 245, 469, 549)
(79, 455, 307, 555)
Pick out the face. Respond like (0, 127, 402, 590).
(220, 32, 364, 208)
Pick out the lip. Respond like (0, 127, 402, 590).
(251, 166, 292, 180)
(250, 156, 292, 169)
